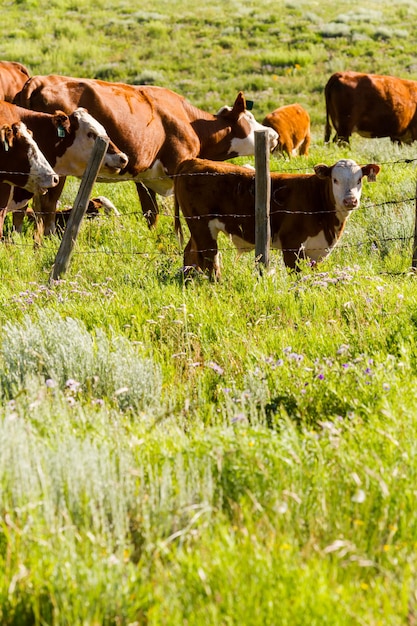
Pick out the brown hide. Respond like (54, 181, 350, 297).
(14, 74, 274, 228)
(174, 158, 380, 278)
(0, 124, 33, 187)
(263, 103, 310, 156)
(325, 71, 417, 143)
(0, 61, 30, 102)
(0, 101, 126, 236)
(15, 76, 258, 175)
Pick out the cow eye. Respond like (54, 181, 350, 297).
(87, 132, 97, 139)
(333, 178, 338, 184)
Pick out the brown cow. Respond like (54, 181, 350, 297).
(14, 75, 278, 231)
(0, 61, 30, 102)
(22, 196, 120, 233)
(325, 71, 417, 144)
(0, 122, 58, 235)
(0, 102, 128, 236)
(174, 158, 380, 279)
(262, 103, 310, 157)
(0, 123, 58, 191)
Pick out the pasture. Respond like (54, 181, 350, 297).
(2, 0, 417, 624)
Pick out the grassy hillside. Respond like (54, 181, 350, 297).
(2, 1, 417, 625)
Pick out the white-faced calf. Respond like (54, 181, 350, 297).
(174, 158, 380, 279)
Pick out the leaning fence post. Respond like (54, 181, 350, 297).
(413, 171, 417, 269)
(50, 135, 109, 283)
(255, 129, 271, 273)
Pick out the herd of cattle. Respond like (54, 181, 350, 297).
(3, 59, 417, 275)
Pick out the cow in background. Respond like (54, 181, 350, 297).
(174, 158, 380, 279)
(262, 103, 310, 157)
(325, 71, 417, 144)
(0, 61, 30, 102)
(14, 75, 278, 230)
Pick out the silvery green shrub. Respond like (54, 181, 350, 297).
(0, 312, 161, 412)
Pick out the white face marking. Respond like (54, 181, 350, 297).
(217, 105, 279, 157)
(20, 123, 58, 192)
(229, 111, 279, 156)
(98, 158, 174, 195)
(331, 159, 364, 216)
(53, 109, 127, 177)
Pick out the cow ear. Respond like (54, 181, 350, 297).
(53, 111, 71, 137)
(231, 92, 246, 116)
(314, 163, 331, 178)
(362, 163, 380, 182)
(0, 125, 13, 151)
(0, 126, 6, 151)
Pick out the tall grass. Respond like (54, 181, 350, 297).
(2, 0, 417, 623)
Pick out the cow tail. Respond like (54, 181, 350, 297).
(174, 196, 184, 247)
(324, 79, 333, 143)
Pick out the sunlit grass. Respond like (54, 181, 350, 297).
(2, 0, 417, 623)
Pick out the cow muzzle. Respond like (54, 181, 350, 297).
(102, 151, 129, 174)
(37, 173, 60, 195)
(267, 128, 279, 152)
(343, 196, 359, 209)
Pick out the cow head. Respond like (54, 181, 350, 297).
(214, 92, 279, 158)
(0, 122, 59, 193)
(314, 159, 380, 215)
(51, 108, 129, 177)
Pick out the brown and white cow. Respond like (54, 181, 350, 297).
(325, 71, 417, 144)
(22, 196, 120, 234)
(0, 61, 30, 102)
(14, 75, 278, 230)
(262, 103, 310, 157)
(0, 122, 59, 235)
(0, 102, 128, 236)
(174, 158, 380, 279)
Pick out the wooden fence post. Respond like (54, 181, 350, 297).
(255, 129, 271, 273)
(413, 172, 417, 269)
(50, 135, 109, 283)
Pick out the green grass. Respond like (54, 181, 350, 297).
(2, 0, 417, 624)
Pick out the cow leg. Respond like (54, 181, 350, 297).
(183, 232, 220, 280)
(0, 209, 7, 239)
(33, 177, 67, 237)
(299, 134, 310, 156)
(12, 209, 27, 233)
(280, 237, 301, 271)
(0, 184, 12, 239)
(135, 183, 159, 229)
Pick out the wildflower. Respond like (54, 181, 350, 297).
(45, 378, 57, 388)
(207, 361, 224, 375)
(231, 413, 246, 424)
(65, 379, 81, 393)
(276, 502, 288, 514)
(352, 489, 366, 503)
(337, 344, 350, 355)
(317, 373, 325, 380)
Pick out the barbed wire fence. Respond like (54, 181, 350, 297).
(2, 134, 417, 279)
